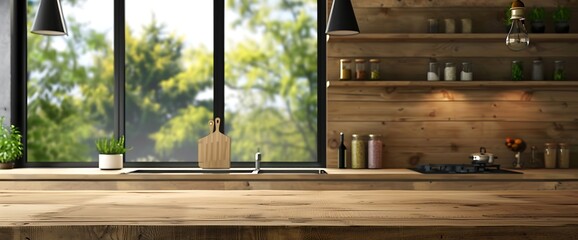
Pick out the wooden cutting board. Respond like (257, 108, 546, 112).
(198, 117, 231, 169)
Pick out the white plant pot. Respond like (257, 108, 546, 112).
(99, 154, 123, 170)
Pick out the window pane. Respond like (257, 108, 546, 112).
(125, 1, 214, 162)
(225, 0, 318, 162)
(27, 0, 114, 162)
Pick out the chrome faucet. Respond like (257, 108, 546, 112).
(255, 148, 261, 171)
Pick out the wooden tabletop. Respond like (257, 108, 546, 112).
(2, 190, 578, 227)
(2, 190, 578, 239)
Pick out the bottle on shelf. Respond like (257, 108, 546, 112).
(338, 132, 347, 169)
(532, 59, 543, 81)
(427, 18, 439, 33)
(460, 18, 472, 33)
(460, 62, 472, 81)
(558, 143, 570, 169)
(351, 134, 367, 169)
(340, 59, 352, 80)
(369, 59, 381, 80)
(355, 59, 367, 80)
(427, 61, 440, 81)
(544, 143, 557, 168)
(444, 62, 456, 81)
(367, 134, 383, 169)
(444, 18, 455, 33)
(554, 60, 565, 81)
(511, 60, 523, 81)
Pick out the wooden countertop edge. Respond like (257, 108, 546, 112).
(1, 168, 577, 181)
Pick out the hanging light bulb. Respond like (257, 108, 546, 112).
(506, 0, 529, 51)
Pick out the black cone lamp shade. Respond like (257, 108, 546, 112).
(326, 0, 359, 35)
(31, 0, 68, 36)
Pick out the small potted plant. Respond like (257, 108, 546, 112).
(529, 7, 546, 33)
(96, 135, 128, 170)
(0, 117, 23, 169)
(553, 6, 571, 33)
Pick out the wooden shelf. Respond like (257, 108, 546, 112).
(327, 80, 578, 88)
(327, 33, 578, 43)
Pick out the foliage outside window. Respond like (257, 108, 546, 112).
(24, 0, 318, 164)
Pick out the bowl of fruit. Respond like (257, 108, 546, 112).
(505, 137, 526, 168)
(505, 137, 526, 152)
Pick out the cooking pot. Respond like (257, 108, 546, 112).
(470, 147, 497, 164)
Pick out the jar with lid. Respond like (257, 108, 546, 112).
(444, 62, 456, 81)
(511, 60, 523, 81)
(367, 134, 383, 169)
(369, 59, 381, 80)
(351, 134, 367, 169)
(554, 60, 565, 81)
(427, 61, 440, 81)
(532, 59, 543, 81)
(340, 59, 352, 80)
(544, 143, 557, 168)
(355, 59, 367, 80)
(460, 62, 472, 81)
(558, 143, 570, 168)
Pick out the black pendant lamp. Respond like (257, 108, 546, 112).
(31, 0, 68, 36)
(326, 0, 359, 35)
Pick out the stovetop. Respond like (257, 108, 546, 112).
(411, 163, 522, 174)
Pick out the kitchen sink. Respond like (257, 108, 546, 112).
(128, 169, 328, 174)
(256, 169, 327, 174)
(129, 169, 256, 174)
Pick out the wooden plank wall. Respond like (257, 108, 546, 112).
(326, 0, 578, 168)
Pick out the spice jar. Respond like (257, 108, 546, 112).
(340, 59, 352, 80)
(461, 18, 472, 33)
(369, 59, 381, 80)
(444, 62, 456, 81)
(532, 59, 543, 81)
(544, 143, 557, 168)
(444, 18, 455, 33)
(460, 62, 472, 81)
(511, 60, 523, 81)
(427, 61, 440, 81)
(355, 59, 367, 80)
(554, 60, 565, 81)
(558, 143, 570, 168)
(351, 134, 367, 169)
(367, 134, 383, 169)
(427, 18, 439, 33)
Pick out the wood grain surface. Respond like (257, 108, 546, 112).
(1, 190, 578, 239)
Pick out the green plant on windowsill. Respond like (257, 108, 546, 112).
(0, 117, 23, 168)
(95, 135, 128, 155)
(529, 7, 546, 21)
(553, 6, 571, 22)
(554, 69, 565, 81)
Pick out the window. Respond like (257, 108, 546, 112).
(15, 0, 325, 167)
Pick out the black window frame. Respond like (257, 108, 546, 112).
(11, 0, 326, 168)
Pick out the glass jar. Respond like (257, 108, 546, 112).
(559, 143, 570, 168)
(427, 61, 440, 81)
(369, 59, 381, 80)
(444, 62, 456, 81)
(351, 134, 367, 169)
(427, 19, 439, 33)
(511, 60, 523, 81)
(444, 18, 455, 33)
(544, 143, 557, 168)
(355, 59, 367, 80)
(367, 134, 383, 169)
(340, 59, 352, 80)
(532, 59, 543, 81)
(460, 62, 472, 81)
(460, 18, 472, 33)
(554, 60, 565, 81)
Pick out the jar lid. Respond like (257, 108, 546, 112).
(559, 142, 568, 147)
(355, 59, 366, 63)
(340, 59, 351, 63)
(369, 59, 380, 63)
(445, 62, 454, 66)
(369, 134, 382, 138)
(545, 142, 557, 147)
(533, 59, 542, 63)
(555, 60, 565, 64)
